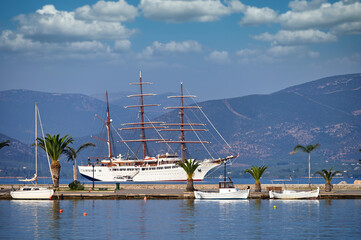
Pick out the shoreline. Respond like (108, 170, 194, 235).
(1, 183, 361, 200)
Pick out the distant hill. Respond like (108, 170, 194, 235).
(0, 73, 360, 179)
(0, 90, 138, 143)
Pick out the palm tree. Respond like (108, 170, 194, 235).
(315, 168, 340, 192)
(36, 134, 74, 189)
(0, 140, 10, 149)
(64, 143, 95, 182)
(178, 159, 200, 192)
(291, 143, 320, 188)
(244, 165, 268, 192)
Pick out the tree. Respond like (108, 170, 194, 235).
(244, 165, 268, 192)
(36, 134, 74, 189)
(64, 143, 95, 182)
(178, 159, 200, 192)
(0, 140, 10, 149)
(291, 143, 320, 188)
(315, 168, 340, 192)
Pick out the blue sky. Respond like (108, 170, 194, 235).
(0, 0, 360, 100)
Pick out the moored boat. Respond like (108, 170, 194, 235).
(194, 180, 250, 199)
(269, 187, 319, 199)
(10, 103, 54, 200)
(194, 159, 249, 199)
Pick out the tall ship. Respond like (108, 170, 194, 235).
(78, 72, 236, 182)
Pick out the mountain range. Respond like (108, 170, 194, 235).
(1, 73, 360, 179)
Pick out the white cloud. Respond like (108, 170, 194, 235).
(279, 1, 361, 30)
(288, 0, 326, 12)
(0, 29, 115, 60)
(75, 0, 138, 22)
(152, 40, 202, 52)
(15, 5, 136, 42)
(239, 6, 278, 26)
(0, 30, 41, 52)
(139, 40, 202, 59)
(206, 50, 230, 63)
(331, 21, 361, 35)
(114, 40, 131, 51)
(267, 45, 319, 58)
(236, 48, 261, 57)
(139, 0, 245, 22)
(253, 29, 337, 45)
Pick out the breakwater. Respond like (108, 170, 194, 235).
(1, 183, 361, 200)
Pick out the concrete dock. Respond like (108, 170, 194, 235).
(1, 183, 361, 200)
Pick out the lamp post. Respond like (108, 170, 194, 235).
(92, 163, 95, 190)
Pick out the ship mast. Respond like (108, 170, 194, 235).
(160, 82, 208, 160)
(92, 91, 113, 159)
(120, 71, 165, 159)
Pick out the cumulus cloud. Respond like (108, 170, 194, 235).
(139, 40, 202, 59)
(0, 30, 41, 52)
(267, 45, 319, 58)
(279, 1, 361, 30)
(253, 29, 337, 45)
(0, 29, 115, 60)
(15, 5, 136, 42)
(138, 40, 202, 60)
(288, 0, 327, 12)
(236, 48, 261, 57)
(75, 0, 138, 22)
(139, 0, 244, 22)
(152, 40, 202, 52)
(206, 50, 230, 63)
(239, 6, 278, 26)
(114, 40, 131, 51)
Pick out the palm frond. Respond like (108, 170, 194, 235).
(0, 140, 10, 149)
(35, 134, 74, 162)
(76, 143, 96, 154)
(177, 159, 200, 179)
(315, 168, 339, 183)
(244, 165, 268, 181)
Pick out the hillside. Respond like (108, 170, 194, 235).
(1, 73, 360, 178)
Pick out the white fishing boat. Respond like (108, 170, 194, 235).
(194, 161, 249, 199)
(10, 103, 54, 200)
(269, 187, 319, 199)
(79, 72, 236, 182)
(194, 180, 249, 199)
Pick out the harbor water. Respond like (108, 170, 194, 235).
(0, 199, 360, 239)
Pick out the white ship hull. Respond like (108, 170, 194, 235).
(79, 161, 220, 182)
(11, 186, 54, 200)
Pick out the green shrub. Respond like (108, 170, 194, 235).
(68, 180, 85, 190)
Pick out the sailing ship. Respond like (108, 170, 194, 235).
(78, 72, 236, 182)
(10, 103, 54, 199)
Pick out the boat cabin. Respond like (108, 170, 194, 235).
(219, 181, 235, 189)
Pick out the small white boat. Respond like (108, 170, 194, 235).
(10, 186, 53, 200)
(269, 187, 319, 199)
(194, 179, 249, 199)
(10, 103, 54, 200)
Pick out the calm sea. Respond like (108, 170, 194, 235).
(0, 199, 360, 239)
